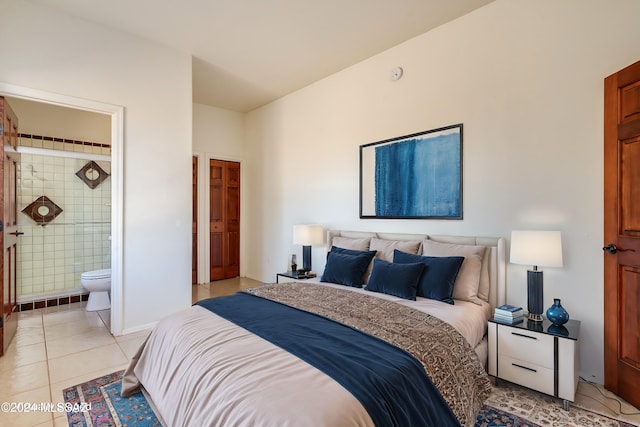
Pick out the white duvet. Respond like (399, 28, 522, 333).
(122, 281, 489, 426)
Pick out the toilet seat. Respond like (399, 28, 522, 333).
(81, 269, 111, 280)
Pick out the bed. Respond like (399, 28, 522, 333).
(122, 230, 506, 427)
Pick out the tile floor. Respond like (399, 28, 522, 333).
(1, 276, 638, 427)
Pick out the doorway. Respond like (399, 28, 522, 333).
(0, 83, 124, 334)
(603, 59, 640, 409)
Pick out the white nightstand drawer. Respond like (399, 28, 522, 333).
(497, 324, 554, 369)
(498, 355, 554, 395)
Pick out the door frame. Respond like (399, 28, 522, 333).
(192, 152, 244, 284)
(0, 82, 124, 335)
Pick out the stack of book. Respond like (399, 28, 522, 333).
(493, 304, 524, 324)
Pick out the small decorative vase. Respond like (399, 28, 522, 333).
(546, 298, 569, 326)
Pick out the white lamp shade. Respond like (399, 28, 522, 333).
(293, 224, 324, 246)
(510, 230, 563, 268)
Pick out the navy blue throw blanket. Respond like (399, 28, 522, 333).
(196, 292, 459, 427)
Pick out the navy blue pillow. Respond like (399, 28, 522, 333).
(330, 246, 377, 259)
(321, 251, 375, 287)
(364, 258, 425, 301)
(393, 250, 464, 304)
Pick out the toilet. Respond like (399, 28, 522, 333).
(81, 269, 112, 311)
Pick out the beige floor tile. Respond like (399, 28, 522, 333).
(41, 302, 85, 315)
(0, 385, 53, 427)
(97, 309, 111, 329)
(0, 341, 47, 373)
(116, 335, 146, 360)
(0, 361, 49, 400)
(12, 326, 45, 348)
(43, 320, 107, 342)
(114, 328, 150, 343)
(17, 310, 44, 328)
(46, 328, 117, 359)
(48, 343, 128, 385)
(42, 309, 102, 328)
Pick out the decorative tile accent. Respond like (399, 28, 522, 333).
(22, 196, 63, 225)
(18, 133, 111, 150)
(18, 292, 89, 312)
(76, 161, 110, 189)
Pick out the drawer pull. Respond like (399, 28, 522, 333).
(512, 363, 537, 373)
(512, 332, 537, 340)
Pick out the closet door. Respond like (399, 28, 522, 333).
(224, 162, 240, 278)
(209, 159, 240, 281)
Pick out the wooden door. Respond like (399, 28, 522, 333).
(0, 97, 19, 356)
(192, 156, 198, 284)
(209, 159, 240, 281)
(603, 59, 640, 408)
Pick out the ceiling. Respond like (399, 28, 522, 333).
(30, 0, 494, 112)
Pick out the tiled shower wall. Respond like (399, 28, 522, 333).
(17, 150, 111, 298)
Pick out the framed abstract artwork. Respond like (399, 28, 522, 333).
(360, 124, 463, 219)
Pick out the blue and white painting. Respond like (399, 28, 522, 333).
(360, 124, 462, 219)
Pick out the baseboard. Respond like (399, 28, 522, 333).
(17, 291, 89, 311)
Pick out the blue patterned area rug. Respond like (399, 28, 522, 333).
(63, 371, 635, 427)
(63, 370, 160, 426)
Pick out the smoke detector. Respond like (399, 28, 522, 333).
(391, 67, 403, 81)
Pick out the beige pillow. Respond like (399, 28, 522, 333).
(365, 238, 421, 283)
(331, 236, 371, 251)
(421, 239, 486, 305)
(477, 249, 491, 303)
(369, 238, 421, 262)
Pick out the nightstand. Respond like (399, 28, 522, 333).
(276, 272, 316, 283)
(488, 317, 580, 410)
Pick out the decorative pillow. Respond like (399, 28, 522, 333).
(369, 238, 421, 262)
(364, 258, 424, 300)
(331, 236, 371, 251)
(421, 239, 486, 305)
(330, 246, 377, 258)
(393, 250, 464, 304)
(321, 251, 376, 288)
(329, 246, 377, 284)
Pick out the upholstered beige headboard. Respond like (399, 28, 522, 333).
(326, 230, 507, 311)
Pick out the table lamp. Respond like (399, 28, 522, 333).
(510, 230, 563, 322)
(293, 224, 324, 272)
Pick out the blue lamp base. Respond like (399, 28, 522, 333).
(302, 245, 312, 272)
(527, 269, 544, 322)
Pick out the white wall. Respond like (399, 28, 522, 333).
(0, 0, 193, 331)
(245, 0, 640, 383)
(192, 103, 246, 283)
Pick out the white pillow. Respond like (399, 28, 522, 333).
(421, 239, 486, 305)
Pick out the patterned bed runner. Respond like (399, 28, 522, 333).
(246, 282, 492, 427)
